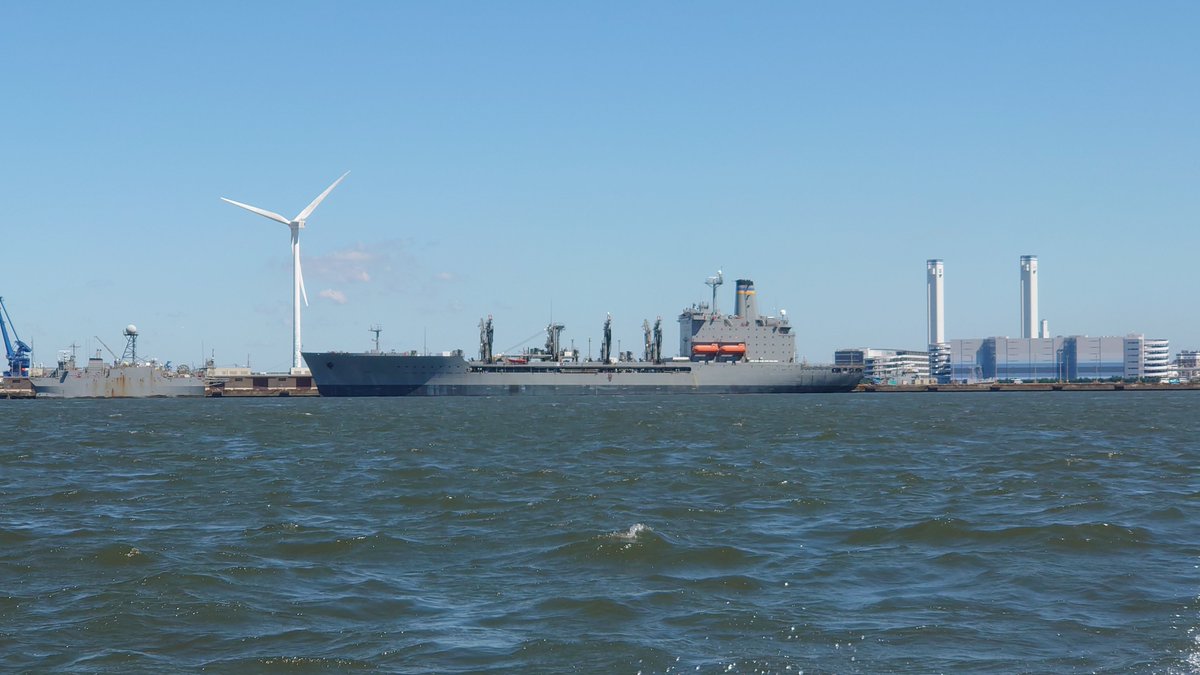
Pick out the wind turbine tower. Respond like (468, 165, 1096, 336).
(222, 172, 349, 373)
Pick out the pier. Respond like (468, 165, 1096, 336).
(0, 378, 35, 399)
(205, 373, 319, 397)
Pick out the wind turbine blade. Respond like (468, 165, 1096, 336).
(294, 171, 350, 222)
(220, 197, 292, 225)
(297, 245, 309, 307)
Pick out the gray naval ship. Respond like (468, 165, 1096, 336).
(30, 325, 204, 398)
(303, 275, 862, 396)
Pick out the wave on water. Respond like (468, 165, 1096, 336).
(549, 523, 669, 564)
(608, 522, 653, 542)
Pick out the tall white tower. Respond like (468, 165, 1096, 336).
(926, 259, 944, 345)
(1020, 255, 1038, 339)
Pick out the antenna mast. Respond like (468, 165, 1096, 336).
(369, 324, 382, 354)
(705, 269, 724, 313)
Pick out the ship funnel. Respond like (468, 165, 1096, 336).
(734, 279, 758, 319)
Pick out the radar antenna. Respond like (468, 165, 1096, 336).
(120, 325, 139, 365)
(705, 269, 724, 313)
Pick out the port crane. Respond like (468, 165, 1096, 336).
(0, 297, 32, 377)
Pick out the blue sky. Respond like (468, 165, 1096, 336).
(3, 2, 1197, 371)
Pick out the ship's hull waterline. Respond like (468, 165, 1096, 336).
(303, 353, 861, 397)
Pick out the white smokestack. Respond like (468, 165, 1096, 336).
(927, 259, 944, 345)
(1020, 255, 1038, 339)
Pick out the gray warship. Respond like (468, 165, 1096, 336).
(30, 325, 204, 398)
(303, 275, 862, 396)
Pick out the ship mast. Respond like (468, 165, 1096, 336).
(705, 269, 724, 314)
(369, 324, 383, 354)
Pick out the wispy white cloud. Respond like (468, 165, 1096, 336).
(319, 289, 347, 304)
(305, 245, 380, 283)
(300, 240, 463, 306)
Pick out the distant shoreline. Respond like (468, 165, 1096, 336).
(856, 382, 1199, 393)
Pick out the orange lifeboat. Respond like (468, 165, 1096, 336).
(692, 343, 720, 355)
(719, 343, 747, 355)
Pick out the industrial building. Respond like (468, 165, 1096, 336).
(945, 334, 1170, 383)
(1176, 351, 1200, 381)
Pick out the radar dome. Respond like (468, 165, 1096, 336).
(125, 324, 138, 335)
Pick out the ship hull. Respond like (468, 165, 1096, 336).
(303, 352, 861, 396)
(30, 365, 205, 398)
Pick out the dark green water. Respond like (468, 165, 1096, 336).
(1, 393, 1197, 673)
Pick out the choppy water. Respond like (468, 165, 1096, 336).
(1, 393, 1197, 673)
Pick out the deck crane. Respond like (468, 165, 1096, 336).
(0, 297, 32, 377)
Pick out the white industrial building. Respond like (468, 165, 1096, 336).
(835, 348, 930, 384)
(944, 334, 1171, 384)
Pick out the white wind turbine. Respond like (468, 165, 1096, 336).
(221, 172, 349, 373)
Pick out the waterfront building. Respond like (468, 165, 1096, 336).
(993, 336, 1064, 381)
(1176, 350, 1200, 381)
(1063, 336, 1126, 381)
(836, 348, 930, 384)
(1123, 335, 1171, 380)
(947, 339, 991, 383)
(944, 334, 1170, 383)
